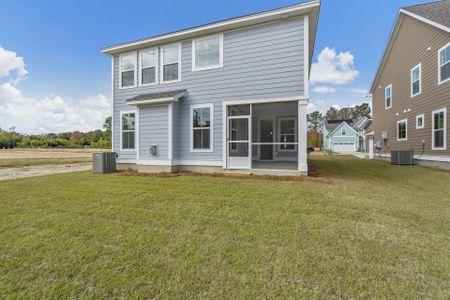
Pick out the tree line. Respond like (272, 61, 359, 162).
(0, 117, 112, 149)
(307, 103, 371, 148)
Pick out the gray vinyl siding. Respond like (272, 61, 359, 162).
(112, 16, 305, 163)
(139, 105, 169, 160)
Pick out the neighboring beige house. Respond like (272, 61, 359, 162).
(368, 0, 450, 169)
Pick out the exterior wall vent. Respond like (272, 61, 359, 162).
(391, 150, 414, 165)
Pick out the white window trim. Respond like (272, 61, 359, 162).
(120, 110, 138, 152)
(119, 51, 137, 89)
(192, 33, 224, 72)
(410, 63, 421, 97)
(438, 42, 450, 85)
(160, 42, 182, 84)
(432, 108, 447, 150)
(190, 103, 214, 153)
(397, 119, 407, 142)
(278, 116, 297, 152)
(139, 47, 159, 86)
(416, 114, 424, 129)
(385, 84, 392, 109)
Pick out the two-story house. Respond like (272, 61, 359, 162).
(101, 1, 320, 175)
(323, 117, 371, 154)
(368, 0, 450, 169)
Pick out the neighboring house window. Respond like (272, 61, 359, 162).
(438, 42, 450, 84)
(341, 128, 346, 135)
(192, 34, 223, 71)
(432, 108, 446, 150)
(278, 117, 297, 151)
(121, 112, 136, 150)
(416, 114, 424, 129)
(161, 43, 181, 82)
(190, 104, 213, 152)
(140, 48, 158, 85)
(411, 64, 421, 97)
(385, 84, 392, 109)
(397, 119, 407, 141)
(119, 52, 137, 88)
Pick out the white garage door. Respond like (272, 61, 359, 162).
(332, 143, 355, 153)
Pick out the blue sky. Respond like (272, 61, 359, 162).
(0, 0, 426, 133)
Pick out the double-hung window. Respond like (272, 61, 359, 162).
(120, 52, 137, 88)
(278, 117, 297, 151)
(438, 43, 450, 84)
(190, 104, 213, 152)
(161, 43, 180, 83)
(397, 119, 407, 141)
(341, 128, 346, 136)
(385, 84, 392, 109)
(140, 48, 158, 85)
(192, 34, 223, 71)
(432, 108, 446, 150)
(121, 112, 136, 150)
(411, 64, 421, 97)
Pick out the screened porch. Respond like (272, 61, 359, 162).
(226, 101, 304, 172)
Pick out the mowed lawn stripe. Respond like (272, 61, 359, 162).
(0, 155, 449, 298)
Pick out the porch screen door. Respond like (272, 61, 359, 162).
(227, 116, 251, 169)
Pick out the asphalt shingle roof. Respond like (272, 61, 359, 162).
(127, 89, 187, 103)
(403, 0, 450, 28)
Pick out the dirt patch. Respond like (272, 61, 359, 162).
(118, 160, 330, 183)
(0, 163, 91, 181)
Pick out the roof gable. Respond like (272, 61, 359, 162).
(370, 1, 450, 93)
(327, 121, 358, 137)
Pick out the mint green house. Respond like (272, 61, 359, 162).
(323, 117, 371, 153)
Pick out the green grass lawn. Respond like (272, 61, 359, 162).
(0, 157, 92, 168)
(0, 156, 449, 298)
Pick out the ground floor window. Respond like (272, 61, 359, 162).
(190, 104, 213, 152)
(397, 119, 407, 141)
(278, 117, 297, 151)
(432, 108, 446, 150)
(121, 112, 136, 150)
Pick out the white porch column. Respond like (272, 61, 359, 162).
(298, 99, 308, 173)
(168, 103, 173, 165)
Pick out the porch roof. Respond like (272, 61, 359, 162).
(126, 89, 187, 106)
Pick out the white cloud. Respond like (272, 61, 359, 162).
(346, 88, 367, 95)
(0, 46, 27, 83)
(313, 86, 336, 94)
(310, 47, 359, 85)
(0, 46, 110, 134)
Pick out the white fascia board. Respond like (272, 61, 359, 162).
(101, 1, 320, 55)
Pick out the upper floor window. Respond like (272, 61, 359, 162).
(416, 114, 424, 129)
(140, 48, 158, 85)
(161, 43, 181, 83)
(192, 34, 223, 71)
(121, 112, 136, 150)
(341, 128, 346, 136)
(397, 119, 407, 141)
(411, 64, 421, 97)
(432, 108, 446, 150)
(190, 104, 213, 152)
(385, 84, 392, 109)
(119, 52, 137, 88)
(438, 43, 450, 84)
